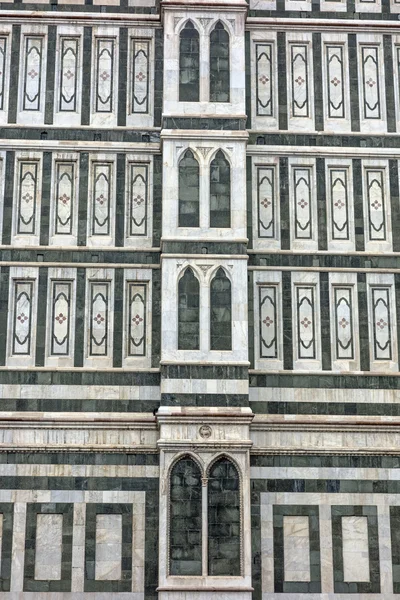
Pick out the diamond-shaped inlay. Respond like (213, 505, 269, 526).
(22, 193, 33, 203)
(64, 69, 74, 80)
(331, 77, 341, 87)
(96, 194, 106, 205)
(301, 317, 312, 329)
(261, 198, 271, 208)
(136, 72, 146, 82)
(334, 199, 345, 210)
(259, 75, 269, 85)
(263, 316, 274, 327)
(59, 194, 70, 205)
(94, 313, 105, 325)
(132, 314, 144, 326)
(371, 200, 381, 210)
(366, 78, 376, 88)
(17, 313, 28, 323)
(100, 71, 110, 81)
(339, 317, 349, 329)
(55, 313, 67, 324)
(28, 69, 38, 79)
(298, 199, 308, 210)
(376, 318, 387, 330)
(295, 76, 305, 86)
(134, 195, 145, 206)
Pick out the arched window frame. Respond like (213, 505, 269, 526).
(209, 149, 231, 229)
(177, 266, 200, 350)
(210, 266, 232, 351)
(209, 21, 230, 103)
(179, 21, 200, 102)
(178, 148, 200, 228)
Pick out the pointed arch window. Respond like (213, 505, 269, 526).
(210, 268, 232, 351)
(169, 456, 202, 575)
(178, 268, 200, 350)
(179, 149, 200, 228)
(210, 150, 231, 228)
(179, 22, 200, 102)
(210, 22, 230, 102)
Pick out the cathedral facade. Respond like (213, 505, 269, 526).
(0, 0, 399, 596)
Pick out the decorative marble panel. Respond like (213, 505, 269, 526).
(128, 163, 148, 237)
(290, 44, 309, 118)
(283, 516, 310, 582)
(365, 168, 386, 242)
(293, 167, 312, 240)
(131, 39, 150, 114)
(127, 282, 146, 357)
(34, 514, 63, 581)
(360, 45, 381, 120)
(91, 163, 111, 236)
(326, 45, 345, 119)
(95, 514, 122, 581)
(54, 162, 75, 236)
(89, 281, 110, 356)
(59, 37, 79, 113)
(342, 516, 370, 582)
(17, 161, 38, 235)
(371, 287, 392, 361)
(256, 43, 273, 117)
(50, 281, 72, 356)
(95, 38, 114, 113)
(259, 285, 278, 359)
(22, 37, 43, 111)
(12, 280, 33, 355)
(329, 167, 350, 241)
(257, 166, 276, 239)
(0, 37, 7, 111)
(333, 286, 354, 360)
(296, 286, 316, 360)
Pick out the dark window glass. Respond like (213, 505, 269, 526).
(178, 268, 200, 350)
(210, 150, 231, 228)
(210, 267, 232, 350)
(208, 457, 240, 575)
(179, 149, 200, 227)
(170, 457, 202, 575)
(210, 22, 230, 102)
(179, 22, 200, 102)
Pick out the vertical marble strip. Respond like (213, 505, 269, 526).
(261, 502, 274, 593)
(71, 503, 85, 592)
(152, 154, 162, 247)
(313, 33, 323, 131)
(366, 168, 386, 242)
(378, 503, 393, 594)
(74, 267, 86, 367)
(320, 272, 331, 369)
(132, 495, 145, 593)
(129, 163, 148, 237)
(39, 152, 51, 245)
(59, 37, 79, 113)
(77, 153, 88, 246)
(342, 516, 370, 582)
(2, 151, 14, 244)
(23, 37, 43, 111)
(360, 45, 381, 120)
(17, 161, 38, 235)
(371, 286, 392, 360)
(89, 281, 109, 356)
(348, 34, 360, 132)
(395, 275, 400, 364)
(8, 25, 20, 124)
(34, 513, 63, 581)
(81, 28, 92, 126)
(283, 516, 310, 582)
(259, 285, 278, 359)
(245, 32, 251, 124)
(132, 39, 150, 114)
(353, 159, 364, 251)
(329, 167, 350, 242)
(258, 166, 276, 240)
(246, 156, 253, 248)
(316, 158, 327, 250)
(151, 268, 161, 367)
(115, 154, 125, 246)
(0, 513, 3, 568)
(319, 504, 334, 593)
(127, 281, 146, 357)
(296, 285, 316, 360)
(95, 514, 122, 581)
(357, 272, 370, 371)
(333, 286, 354, 360)
(92, 162, 111, 236)
(0, 37, 7, 112)
(154, 28, 163, 128)
(10, 502, 26, 592)
(390, 160, 400, 251)
(117, 28, 128, 127)
(282, 271, 293, 369)
(290, 44, 309, 118)
(248, 270, 254, 367)
(44, 26, 56, 125)
(277, 32, 287, 131)
(293, 167, 312, 240)
(326, 44, 345, 120)
(280, 158, 290, 249)
(0, 266, 9, 365)
(256, 43, 273, 117)
(50, 280, 71, 356)
(35, 267, 48, 366)
(54, 162, 75, 236)
(95, 38, 114, 113)
(113, 268, 123, 367)
(384, 35, 396, 132)
(12, 280, 33, 355)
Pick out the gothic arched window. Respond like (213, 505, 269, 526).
(179, 22, 200, 102)
(178, 268, 200, 350)
(210, 268, 232, 351)
(210, 22, 230, 102)
(179, 149, 200, 227)
(210, 150, 231, 228)
(169, 456, 202, 575)
(208, 457, 240, 575)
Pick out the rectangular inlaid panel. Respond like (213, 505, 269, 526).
(0, 513, 3, 568)
(34, 513, 63, 580)
(283, 515, 310, 582)
(95, 514, 122, 581)
(342, 516, 370, 582)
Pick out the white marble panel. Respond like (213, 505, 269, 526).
(342, 516, 370, 582)
(35, 513, 63, 580)
(283, 516, 310, 582)
(95, 514, 122, 580)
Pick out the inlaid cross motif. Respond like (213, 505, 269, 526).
(96, 194, 106, 205)
(132, 314, 143, 326)
(94, 313, 105, 324)
(376, 318, 387, 330)
(334, 199, 345, 210)
(331, 77, 341, 87)
(64, 69, 74, 80)
(17, 313, 28, 323)
(263, 316, 274, 327)
(371, 200, 381, 210)
(28, 69, 38, 79)
(366, 78, 376, 87)
(339, 317, 349, 329)
(259, 75, 269, 85)
(295, 76, 305, 86)
(22, 193, 33, 203)
(100, 71, 110, 81)
(298, 199, 308, 209)
(134, 195, 145, 205)
(136, 72, 146, 81)
(59, 194, 70, 205)
(55, 313, 67, 324)
(301, 317, 312, 328)
(261, 198, 271, 208)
